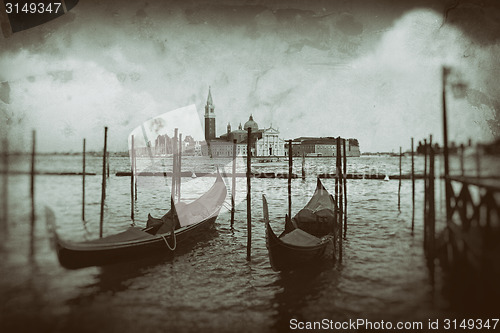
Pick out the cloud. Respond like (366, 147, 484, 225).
(0, 1, 498, 153)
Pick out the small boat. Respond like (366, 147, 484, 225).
(292, 178, 338, 237)
(46, 172, 227, 269)
(263, 179, 338, 271)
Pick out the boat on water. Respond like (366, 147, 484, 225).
(263, 178, 339, 271)
(292, 178, 338, 237)
(46, 172, 227, 269)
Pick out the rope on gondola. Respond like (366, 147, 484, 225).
(161, 225, 177, 251)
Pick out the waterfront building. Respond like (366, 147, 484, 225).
(290, 137, 360, 157)
(202, 88, 285, 157)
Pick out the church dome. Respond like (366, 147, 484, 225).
(243, 115, 259, 132)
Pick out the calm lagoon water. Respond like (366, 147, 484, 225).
(0, 154, 498, 332)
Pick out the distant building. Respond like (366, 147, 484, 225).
(204, 86, 216, 141)
(202, 88, 285, 157)
(289, 137, 360, 157)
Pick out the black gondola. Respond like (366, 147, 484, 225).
(263, 178, 339, 271)
(46, 172, 227, 269)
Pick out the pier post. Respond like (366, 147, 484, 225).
(288, 140, 292, 219)
(442, 66, 451, 225)
(336, 137, 343, 260)
(134, 142, 137, 201)
(231, 139, 236, 227)
(2, 138, 9, 235)
(82, 138, 86, 221)
(343, 138, 347, 235)
(178, 133, 182, 202)
(338, 138, 344, 239)
(411, 138, 415, 234)
(131, 135, 135, 221)
(172, 128, 178, 202)
(428, 136, 436, 260)
(99, 127, 108, 238)
(423, 138, 428, 252)
(30, 130, 35, 256)
(460, 143, 465, 176)
(301, 151, 305, 180)
(398, 146, 402, 211)
(246, 127, 252, 261)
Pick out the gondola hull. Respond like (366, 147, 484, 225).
(47, 209, 220, 269)
(46, 173, 227, 269)
(265, 221, 331, 271)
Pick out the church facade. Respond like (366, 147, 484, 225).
(203, 88, 285, 157)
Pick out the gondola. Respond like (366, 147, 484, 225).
(292, 178, 338, 237)
(263, 178, 339, 271)
(46, 172, 227, 269)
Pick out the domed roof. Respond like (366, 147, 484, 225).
(243, 115, 259, 132)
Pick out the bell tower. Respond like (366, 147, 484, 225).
(204, 86, 216, 141)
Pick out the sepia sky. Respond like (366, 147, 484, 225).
(1, 0, 499, 153)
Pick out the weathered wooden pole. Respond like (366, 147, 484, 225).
(106, 151, 110, 178)
(442, 66, 451, 225)
(131, 135, 135, 221)
(172, 128, 178, 202)
(411, 138, 415, 234)
(82, 138, 86, 221)
(30, 130, 36, 256)
(343, 138, 347, 225)
(460, 143, 465, 176)
(99, 127, 108, 238)
(429, 136, 436, 259)
(134, 142, 137, 201)
(231, 139, 236, 227)
(423, 138, 428, 252)
(2, 138, 9, 235)
(177, 133, 182, 202)
(337, 137, 344, 239)
(288, 140, 292, 219)
(246, 127, 252, 261)
(301, 151, 305, 180)
(336, 137, 343, 260)
(398, 146, 402, 210)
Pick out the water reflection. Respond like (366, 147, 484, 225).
(270, 253, 338, 332)
(66, 227, 219, 306)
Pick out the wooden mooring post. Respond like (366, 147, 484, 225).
(231, 139, 236, 227)
(398, 146, 402, 211)
(82, 138, 86, 221)
(134, 142, 137, 201)
(343, 139, 347, 224)
(172, 128, 178, 202)
(288, 140, 292, 219)
(301, 152, 305, 180)
(423, 138, 428, 249)
(460, 143, 465, 176)
(107, 151, 110, 178)
(411, 138, 415, 233)
(426, 136, 436, 260)
(99, 127, 108, 238)
(177, 133, 182, 202)
(130, 135, 135, 221)
(336, 137, 343, 260)
(30, 130, 36, 256)
(246, 127, 252, 261)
